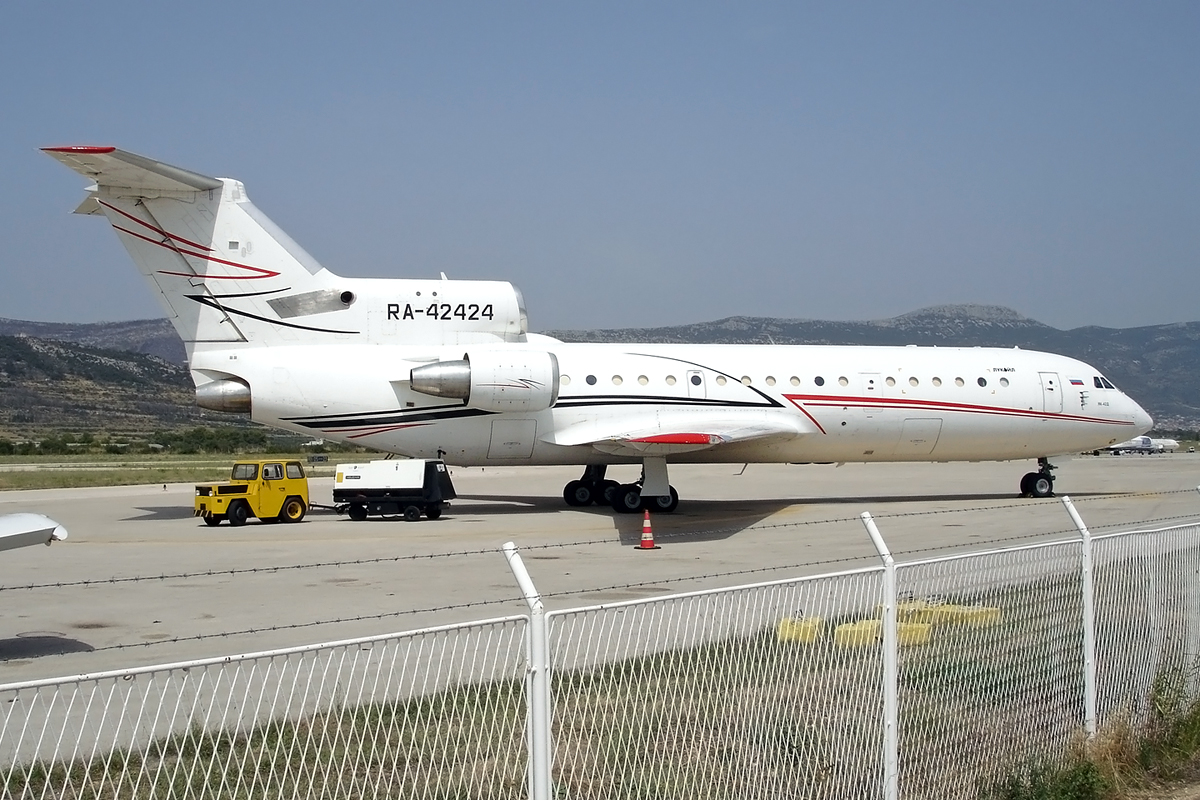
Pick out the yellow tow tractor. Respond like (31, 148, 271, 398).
(194, 460, 309, 526)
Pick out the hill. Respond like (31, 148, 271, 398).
(1, 305, 1196, 432)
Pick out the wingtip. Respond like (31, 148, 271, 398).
(42, 145, 117, 154)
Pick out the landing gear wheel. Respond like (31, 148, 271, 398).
(598, 480, 620, 506)
(227, 500, 249, 527)
(644, 486, 680, 513)
(203, 515, 222, 527)
(1019, 473, 1036, 496)
(612, 484, 643, 514)
(1030, 475, 1054, 498)
(348, 503, 368, 521)
(564, 480, 593, 507)
(426, 505, 442, 520)
(403, 505, 422, 522)
(280, 496, 307, 523)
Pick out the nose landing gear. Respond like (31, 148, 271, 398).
(1020, 458, 1056, 498)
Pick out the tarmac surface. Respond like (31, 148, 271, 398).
(1, 455, 1199, 685)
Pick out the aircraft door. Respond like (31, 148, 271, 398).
(1039, 372, 1063, 413)
(859, 373, 883, 413)
(686, 370, 706, 399)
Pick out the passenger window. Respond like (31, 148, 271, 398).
(560, 375, 571, 386)
(789, 376, 800, 386)
(838, 376, 849, 386)
(999, 378, 1009, 387)
(909, 377, 919, 387)
(716, 376, 728, 386)
(814, 376, 825, 386)
(612, 375, 623, 385)
(690, 374, 702, 385)
(885, 377, 896, 387)
(741, 376, 752, 386)
(638, 375, 649, 385)
(765, 376, 776, 386)
(932, 377, 942, 387)
(286, 463, 305, 479)
(586, 375, 597, 385)
(977, 378, 987, 387)
(666, 375, 677, 386)
(955, 377, 965, 387)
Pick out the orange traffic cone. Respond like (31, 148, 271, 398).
(637, 510, 660, 550)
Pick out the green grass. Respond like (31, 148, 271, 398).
(0, 454, 336, 490)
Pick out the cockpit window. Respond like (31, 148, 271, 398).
(1094, 377, 1104, 389)
(1101, 377, 1116, 390)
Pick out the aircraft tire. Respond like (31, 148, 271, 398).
(1030, 475, 1054, 498)
(227, 500, 250, 527)
(612, 484, 643, 514)
(403, 505, 422, 522)
(644, 486, 680, 513)
(598, 480, 621, 506)
(348, 503, 368, 521)
(564, 480, 593, 506)
(1019, 473, 1036, 496)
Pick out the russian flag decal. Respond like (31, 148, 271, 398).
(1069, 378, 1085, 386)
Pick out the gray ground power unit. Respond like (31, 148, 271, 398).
(333, 460, 456, 521)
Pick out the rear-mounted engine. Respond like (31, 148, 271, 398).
(410, 351, 559, 412)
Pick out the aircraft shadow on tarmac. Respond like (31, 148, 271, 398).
(122, 506, 201, 522)
(0, 634, 94, 661)
(453, 490, 1117, 547)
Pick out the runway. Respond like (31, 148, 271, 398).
(1, 456, 1198, 685)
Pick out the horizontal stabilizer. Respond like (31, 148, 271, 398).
(42, 146, 222, 193)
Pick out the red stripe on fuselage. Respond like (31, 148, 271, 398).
(783, 393, 1133, 427)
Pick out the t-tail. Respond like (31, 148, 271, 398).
(43, 146, 531, 361)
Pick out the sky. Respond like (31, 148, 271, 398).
(2, 2, 1197, 332)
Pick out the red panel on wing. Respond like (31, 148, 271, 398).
(627, 433, 720, 445)
(42, 145, 117, 154)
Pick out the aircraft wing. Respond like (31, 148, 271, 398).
(0, 513, 68, 553)
(42, 146, 223, 200)
(543, 410, 814, 456)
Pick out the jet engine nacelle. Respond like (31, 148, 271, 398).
(410, 350, 560, 412)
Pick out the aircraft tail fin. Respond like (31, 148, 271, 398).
(43, 146, 357, 356)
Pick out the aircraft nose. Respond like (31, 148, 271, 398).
(1131, 401, 1153, 433)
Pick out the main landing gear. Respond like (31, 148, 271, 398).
(562, 462, 680, 514)
(1019, 458, 1056, 498)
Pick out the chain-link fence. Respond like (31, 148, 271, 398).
(2, 503, 1199, 799)
(1, 617, 529, 800)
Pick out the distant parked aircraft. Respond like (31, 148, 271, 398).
(1100, 436, 1179, 455)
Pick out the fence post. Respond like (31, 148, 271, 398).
(861, 512, 899, 800)
(1061, 496, 1098, 741)
(504, 542, 552, 800)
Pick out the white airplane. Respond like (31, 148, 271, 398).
(44, 146, 1153, 511)
(1101, 435, 1179, 455)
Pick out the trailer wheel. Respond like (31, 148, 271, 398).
(403, 505, 422, 522)
(426, 505, 442, 520)
(348, 503, 368, 521)
(280, 497, 307, 523)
